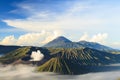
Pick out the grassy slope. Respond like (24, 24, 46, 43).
(0, 47, 31, 64)
(37, 48, 120, 74)
(0, 46, 120, 74)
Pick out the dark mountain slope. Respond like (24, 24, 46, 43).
(0, 45, 120, 74)
(0, 47, 31, 64)
(37, 48, 120, 74)
(0, 45, 20, 55)
(77, 41, 119, 52)
(0, 47, 51, 64)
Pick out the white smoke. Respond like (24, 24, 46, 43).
(30, 50, 44, 61)
(0, 64, 120, 80)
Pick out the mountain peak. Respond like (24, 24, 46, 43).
(54, 36, 71, 42)
(43, 36, 72, 48)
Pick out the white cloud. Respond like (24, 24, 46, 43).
(79, 33, 120, 49)
(0, 31, 62, 46)
(41, 31, 62, 44)
(80, 32, 89, 41)
(90, 33, 108, 43)
(3, 20, 59, 32)
(79, 33, 108, 44)
(1, 0, 120, 49)
(0, 32, 119, 49)
(1, 64, 120, 80)
(3, 0, 104, 32)
(0, 35, 17, 45)
(110, 42, 120, 49)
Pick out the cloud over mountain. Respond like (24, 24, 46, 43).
(0, 0, 120, 48)
(0, 31, 62, 46)
(0, 32, 119, 49)
(80, 33, 108, 44)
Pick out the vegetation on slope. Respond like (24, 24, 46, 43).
(0, 46, 51, 65)
(37, 48, 120, 74)
(0, 45, 120, 74)
(0, 47, 31, 64)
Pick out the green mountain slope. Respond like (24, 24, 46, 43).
(37, 48, 120, 74)
(0, 46, 51, 64)
(0, 47, 31, 64)
(0, 45, 120, 74)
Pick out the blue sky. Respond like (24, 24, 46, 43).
(0, 0, 120, 48)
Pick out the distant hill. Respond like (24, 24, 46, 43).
(76, 41, 119, 53)
(0, 45, 20, 55)
(43, 36, 119, 53)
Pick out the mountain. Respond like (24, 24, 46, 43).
(0, 45, 21, 55)
(37, 48, 120, 74)
(0, 45, 120, 74)
(44, 36, 72, 46)
(43, 36, 119, 53)
(0, 46, 51, 64)
(0, 47, 31, 64)
(76, 41, 119, 53)
(44, 36, 82, 48)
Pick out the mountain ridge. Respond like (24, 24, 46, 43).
(37, 47, 120, 74)
(43, 36, 119, 53)
(0, 45, 120, 74)
(0, 45, 21, 55)
(0, 36, 120, 74)
(44, 36, 81, 48)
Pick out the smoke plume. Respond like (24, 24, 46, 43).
(30, 50, 44, 61)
